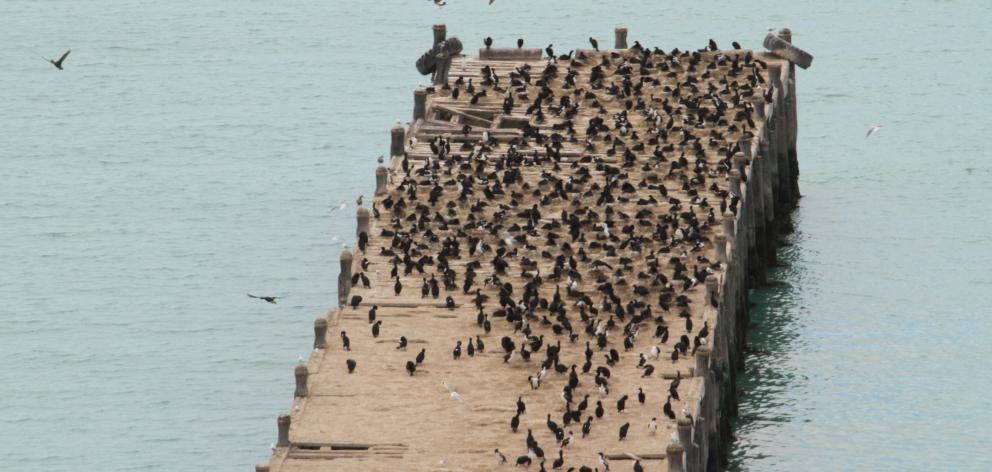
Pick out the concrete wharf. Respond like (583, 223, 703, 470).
(256, 25, 808, 472)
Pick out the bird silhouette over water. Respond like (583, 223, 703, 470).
(45, 50, 70, 70)
(247, 293, 283, 304)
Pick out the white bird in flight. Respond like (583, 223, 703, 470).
(442, 381, 464, 403)
(865, 124, 884, 138)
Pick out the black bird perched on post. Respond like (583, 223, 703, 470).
(340, 331, 351, 350)
(247, 293, 283, 304)
(517, 38, 524, 48)
(484, 36, 493, 49)
(346, 358, 357, 373)
(588, 37, 599, 51)
(45, 49, 70, 70)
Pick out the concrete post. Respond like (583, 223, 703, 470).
(277, 414, 291, 447)
(314, 317, 328, 349)
(614, 27, 628, 49)
(722, 212, 735, 239)
(255, 465, 270, 472)
(375, 166, 388, 195)
(391, 125, 405, 157)
(677, 417, 695, 471)
(294, 364, 309, 397)
(733, 153, 747, 176)
(729, 170, 742, 198)
(413, 89, 427, 122)
(705, 277, 718, 303)
(714, 233, 727, 264)
(695, 346, 710, 377)
(667, 442, 686, 472)
(356, 207, 370, 238)
(740, 136, 753, 160)
(752, 95, 766, 120)
(338, 249, 353, 307)
(433, 24, 446, 44)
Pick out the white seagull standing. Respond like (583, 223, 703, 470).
(865, 124, 884, 138)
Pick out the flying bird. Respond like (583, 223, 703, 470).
(46, 50, 70, 70)
(247, 293, 283, 304)
(328, 201, 347, 213)
(865, 124, 884, 138)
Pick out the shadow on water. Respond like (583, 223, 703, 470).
(726, 208, 810, 471)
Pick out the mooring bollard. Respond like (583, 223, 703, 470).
(695, 346, 711, 377)
(313, 317, 328, 350)
(277, 414, 291, 447)
(390, 125, 405, 157)
(677, 417, 694, 469)
(715, 233, 728, 263)
(433, 23, 446, 44)
(356, 207, 370, 238)
(294, 364, 309, 397)
(614, 26, 628, 49)
(667, 442, 686, 472)
(255, 465, 270, 472)
(413, 89, 427, 122)
(722, 212, 735, 239)
(338, 249, 353, 306)
(375, 166, 388, 195)
(729, 170, 742, 198)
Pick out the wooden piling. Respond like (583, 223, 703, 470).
(614, 26, 628, 49)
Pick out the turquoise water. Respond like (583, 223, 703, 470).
(2, 1, 990, 470)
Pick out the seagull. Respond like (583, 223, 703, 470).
(45, 50, 70, 70)
(866, 124, 884, 138)
(442, 381, 464, 403)
(328, 201, 347, 212)
(247, 293, 283, 304)
(433, 0, 446, 6)
(297, 355, 305, 363)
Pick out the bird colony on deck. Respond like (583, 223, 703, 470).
(261, 29, 787, 472)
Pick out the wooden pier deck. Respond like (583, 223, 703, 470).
(256, 26, 806, 472)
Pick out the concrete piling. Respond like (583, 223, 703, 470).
(356, 207, 370, 238)
(614, 26, 628, 49)
(722, 212, 735, 239)
(313, 318, 328, 350)
(729, 170, 742, 198)
(277, 414, 291, 447)
(432, 24, 446, 44)
(715, 233, 728, 263)
(413, 89, 427, 122)
(677, 417, 695, 470)
(706, 277, 718, 303)
(294, 365, 309, 397)
(695, 346, 710, 377)
(390, 125, 405, 157)
(375, 166, 388, 195)
(338, 249, 353, 307)
(667, 442, 686, 472)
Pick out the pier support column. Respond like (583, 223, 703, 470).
(714, 233, 728, 264)
(678, 417, 695, 471)
(729, 170, 742, 199)
(391, 125, 405, 157)
(338, 249, 353, 307)
(375, 166, 388, 195)
(721, 212, 735, 241)
(705, 277, 718, 305)
(255, 465, 270, 472)
(614, 26, 628, 49)
(294, 365, 309, 397)
(695, 346, 710, 378)
(313, 318, 328, 349)
(779, 28, 801, 206)
(356, 207, 370, 239)
(667, 442, 686, 472)
(413, 89, 427, 122)
(276, 414, 291, 447)
(432, 24, 446, 44)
